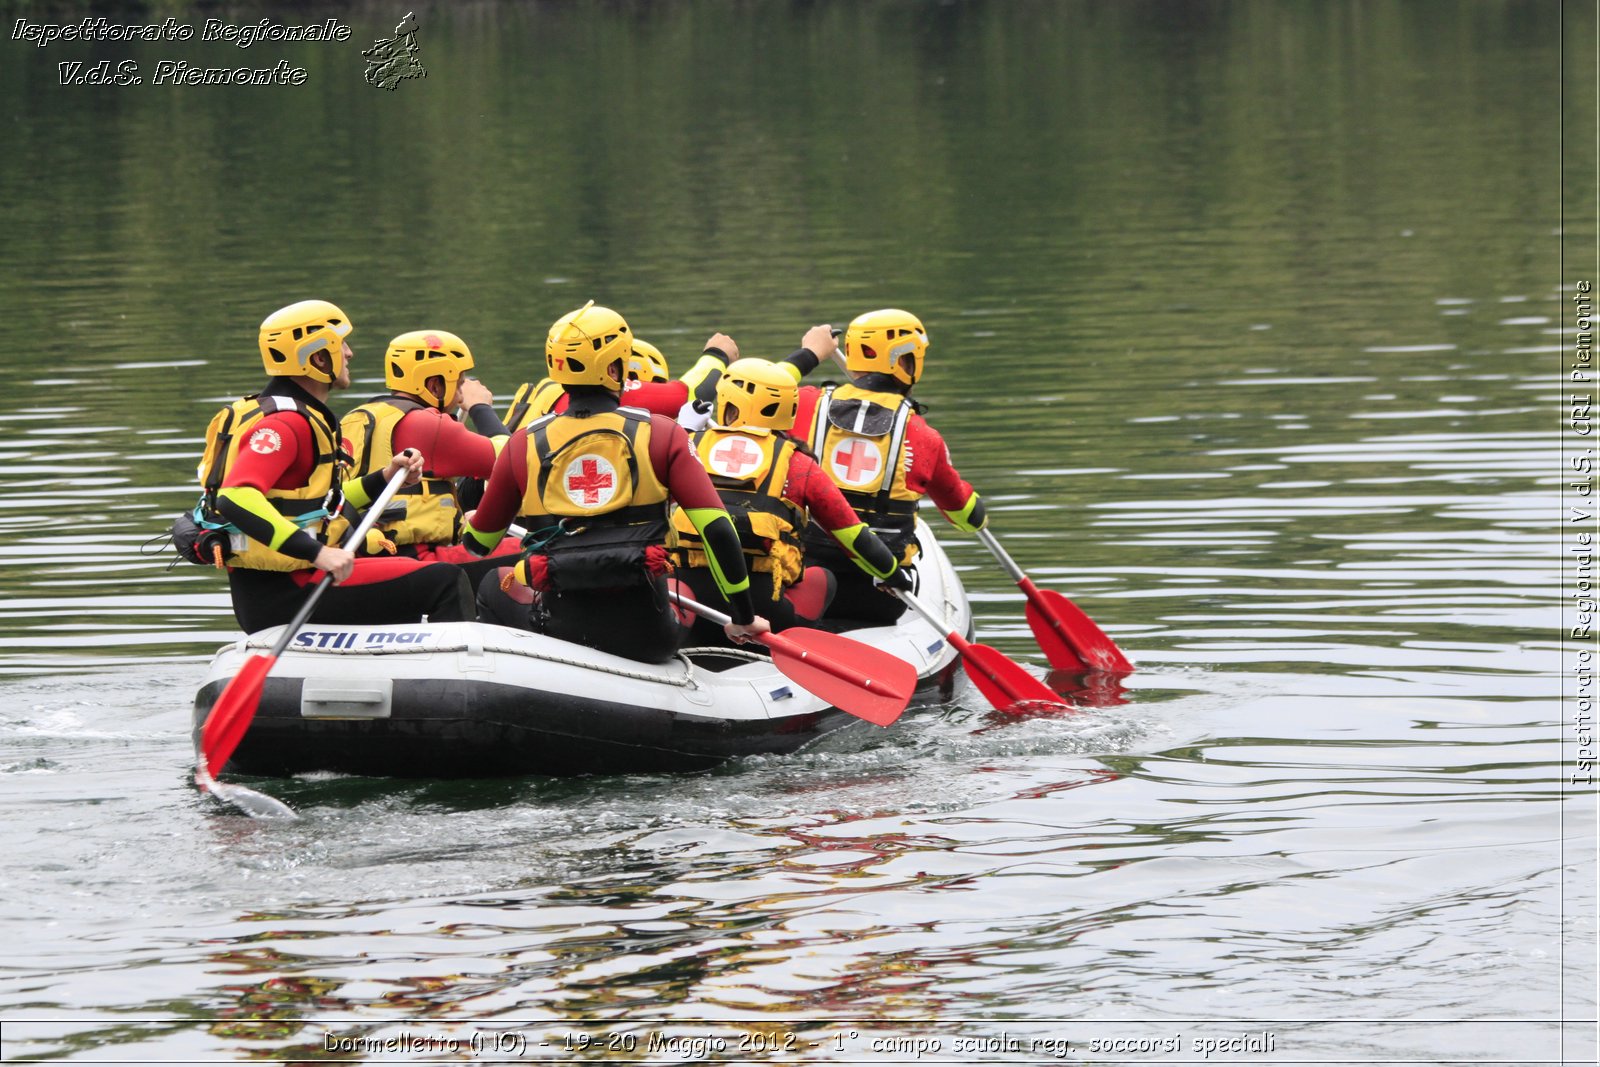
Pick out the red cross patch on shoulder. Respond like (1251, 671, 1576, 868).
(248, 427, 283, 455)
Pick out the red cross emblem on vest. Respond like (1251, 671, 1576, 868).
(710, 435, 762, 477)
(563, 455, 617, 507)
(831, 437, 882, 486)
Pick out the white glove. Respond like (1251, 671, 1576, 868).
(676, 399, 713, 432)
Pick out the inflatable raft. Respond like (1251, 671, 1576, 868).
(192, 518, 971, 777)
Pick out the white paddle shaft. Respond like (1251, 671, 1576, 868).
(893, 587, 949, 636)
(343, 464, 412, 549)
(668, 589, 731, 626)
(976, 527, 1027, 583)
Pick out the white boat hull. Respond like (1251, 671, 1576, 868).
(192, 519, 973, 777)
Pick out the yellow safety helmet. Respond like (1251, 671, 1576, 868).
(258, 299, 353, 384)
(625, 339, 669, 384)
(844, 308, 928, 387)
(384, 330, 475, 409)
(716, 358, 798, 434)
(546, 301, 631, 390)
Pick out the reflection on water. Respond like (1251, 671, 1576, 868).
(0, 0, 1591, 1062)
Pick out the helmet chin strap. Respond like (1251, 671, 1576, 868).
(425, 374, 448, 411)
(301, 351, 338, 400)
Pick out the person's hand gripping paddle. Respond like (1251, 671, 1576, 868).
(195, 458, 417, 818)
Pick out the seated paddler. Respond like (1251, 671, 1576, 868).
(777, 315, 987, 625)
(190, 300, 475, 634)
(330, 328, 521, 587)
(671, 357, 910, 645)
(462, 301, 769, 662)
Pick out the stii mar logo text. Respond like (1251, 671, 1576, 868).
(293, 630, 433, 649)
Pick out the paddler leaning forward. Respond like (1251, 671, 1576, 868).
(202, 300, 476, 633)
(462, 302, 769, 663)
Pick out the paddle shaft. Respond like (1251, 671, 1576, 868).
(975, 526, 1132, 673)
(977, 528, 1070, 611)
(977, 527, 1028, 584)
(894, 586, 1062, 710)
(263, 466, 414, 655)
(826, 326, 853, 378)
(666, 589, 898, 697)
(977, 525, 1074, 661)
(893, 587, 964, 648)
(198, 465, 413, 780)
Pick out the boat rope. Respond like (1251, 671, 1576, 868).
(249, 634, 708, 687)
(506, 647, 702, 687)
(677, 645, 769, 664)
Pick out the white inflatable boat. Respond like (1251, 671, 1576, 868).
(192, 518, 972, 777)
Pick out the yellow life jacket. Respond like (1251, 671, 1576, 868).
(805, 383, 920, 561)
(195, 391, 342, 573)
(327, 395, 461, 551)
(672, 428, 805, 588)
(504, 378, 566, 433)
(517, 406, 672, 593)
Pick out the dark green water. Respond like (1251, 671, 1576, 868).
(0, 1, 1593, 1062)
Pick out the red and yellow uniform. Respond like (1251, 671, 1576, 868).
(794, 382, 984, 559)
(674, 426, 807, 588)
(670, 358, 905, 636)
(468, 304, 759, 660)
(464, 395, 756, 661)
(328, 329, 520, 579)
(334, 396, 520, 569)
(777, 309, 987, 624)
(210, 380, 473, 633)
(198, 307, 474, 633)
(672, 426, 902, 627)
(198, 388, 341, 573)
(337, 396, 476, 549)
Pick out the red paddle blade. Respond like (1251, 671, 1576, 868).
(1026, 586, 1133, 674)
(1023, 598, 1088, 672)
(959, 641, 1066, 714)
(765, 628, 916, 727)
(198, 653, 276, 777)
